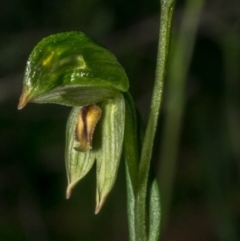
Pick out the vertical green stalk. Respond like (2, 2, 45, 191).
(135, 0, 176, 240)
(158, 0, 205, 229)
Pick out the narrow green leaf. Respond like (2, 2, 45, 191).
(148, 179, 161, 241)
(65, 107, 96, 199)
(95, 94, 125, 213)
(125, 164, 136, 241)
(123, 92, 141, 241)
(123, 92, 139, 190)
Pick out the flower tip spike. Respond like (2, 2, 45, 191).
(94, 196, 106, 215)
(66, 184, 72, 199)
(18, 91, 30, 110)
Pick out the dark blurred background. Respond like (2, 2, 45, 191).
(1, 0, 240, 240)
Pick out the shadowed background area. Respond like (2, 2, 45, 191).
(1, 0, 240, 240)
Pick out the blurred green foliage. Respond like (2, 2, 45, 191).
(0, 0, 240, 240)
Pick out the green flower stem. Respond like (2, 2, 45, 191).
(158, 0, 205, 229)
(135, 0, 176, 240)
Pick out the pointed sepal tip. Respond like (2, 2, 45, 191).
(95, 196, 106, 215)
(18, 91, 30, 110)
(66, 184, 73, 199)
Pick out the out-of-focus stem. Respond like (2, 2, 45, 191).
(158, 0, 205, 230)
(213, 32, 240, 241)
(222, 33, 240, 173)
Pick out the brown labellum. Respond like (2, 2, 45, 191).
(74, 104, 102, 152)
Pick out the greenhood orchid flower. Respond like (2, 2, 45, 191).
(17, 1, 176, 238)
(18, 31, 128, 213)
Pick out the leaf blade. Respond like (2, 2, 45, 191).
(148, 179, 161, 241)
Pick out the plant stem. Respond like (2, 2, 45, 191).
(158, 0, 205, 230)
(135, 0, 176, 240)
